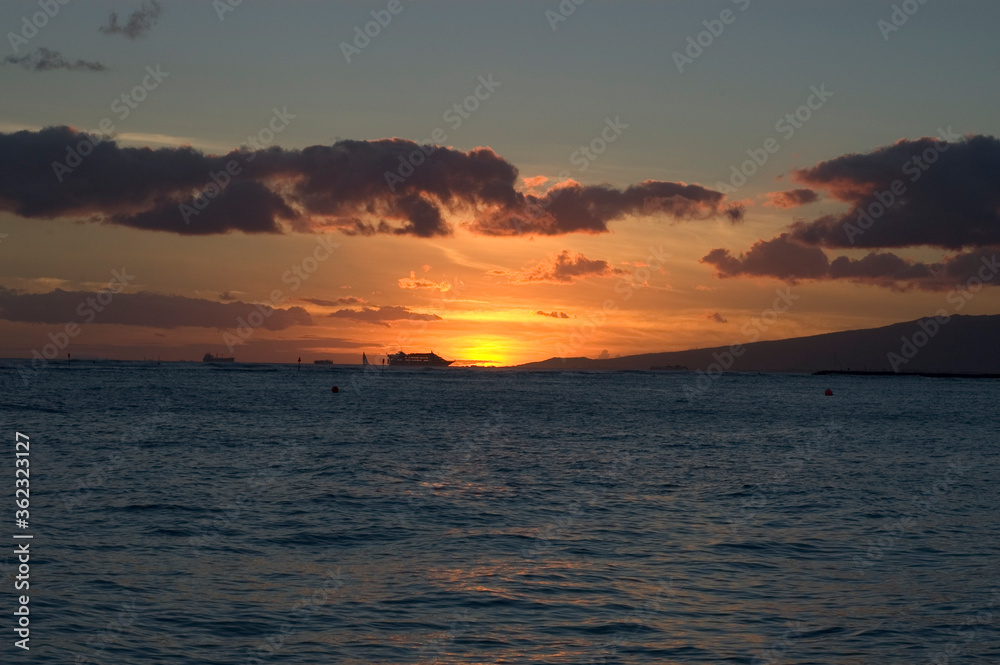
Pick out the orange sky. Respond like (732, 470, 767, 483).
(2, 197, 992, 366)
(3, 2, 1000, 365)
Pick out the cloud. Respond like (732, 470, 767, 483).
(115, 180, 299, 235)
(328, 306, 441, 326)
(300, 296, 367, 307)
(534, 310, 569, 318)
(702, 234, 831, 282)
(397, 271, 451, 291)
(707, 312, 728, 323)
(0, 127, 741, 238)
(3, 48, 106, 72)
(0, 289, 312, 329)
(701, 234, 1000, 292)
(787, 134, 1000, 250)
(764, 188, 820, 208)
(703, 134, 1000, 292)
(218, 291, 239, 302)
(99, 1, 163, 39)
(472, 179, 745, 236)
(489, 250, 625, 284)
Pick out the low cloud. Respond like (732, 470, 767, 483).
(707, 312, 728, 323)
(301, 296, 367, 307)
(702, 234, 1000, 292)
(397, 271, 451, 291)
(328, 305, 441, 326)
(765, 188, 820, 208)
(702, 234, 831, 282)
(99, 1, 163, 39)
(534, 310, 569, 318)
(471, 179, 745, 236)
(489, 250, 625, 285)
(704, 134, 1000, 292)
(114, 180, 298, 235)
(0, 289, 312, 329)
(3, 48, 106, 72)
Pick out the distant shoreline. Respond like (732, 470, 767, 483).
(813, 370, 1000, 379)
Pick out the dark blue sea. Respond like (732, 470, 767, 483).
(2, 362, 999, 664)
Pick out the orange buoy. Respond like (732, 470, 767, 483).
(331, 386, 339, 393)
(825, 388, 833, 396)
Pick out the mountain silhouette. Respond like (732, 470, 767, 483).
(518, 314, 1000, 374)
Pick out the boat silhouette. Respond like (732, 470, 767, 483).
(203, 353, 235, 363)
(387, 351, 453, 367)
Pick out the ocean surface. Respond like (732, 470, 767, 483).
(2, 362, 999, 664)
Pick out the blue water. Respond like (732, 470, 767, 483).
(2, 363, 999, 663)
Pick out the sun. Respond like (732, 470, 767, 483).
(455, 337, 512, 366)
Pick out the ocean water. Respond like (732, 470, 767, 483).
(2, 362, 999, 664)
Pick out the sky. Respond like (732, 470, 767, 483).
(1, 0, 999, 366)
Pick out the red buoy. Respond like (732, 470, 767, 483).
(331, 386, 339, 393)
(825, 388, 833, 396)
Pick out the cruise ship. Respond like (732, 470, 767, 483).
(387, 351, 454, 367)
(203, 353, 235, 363)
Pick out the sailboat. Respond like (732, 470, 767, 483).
(362, 352, 370, 366)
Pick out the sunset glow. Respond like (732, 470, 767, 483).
(6, 3, 1000, 664)
(1, 2, 998, 367)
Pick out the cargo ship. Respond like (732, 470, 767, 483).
(387, 351, 454, 367)
(203, 353, 235, 363)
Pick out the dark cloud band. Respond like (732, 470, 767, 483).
(0, 127, 741, 238)
(0, 288, 312, 330)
